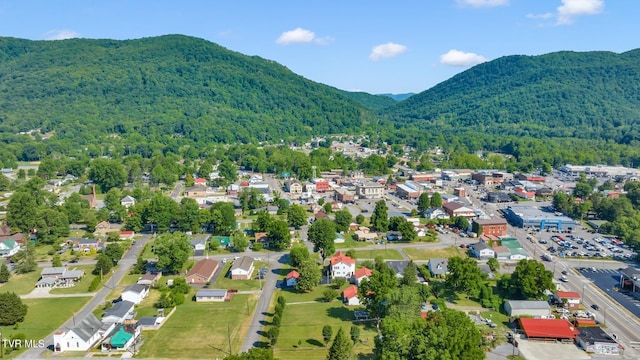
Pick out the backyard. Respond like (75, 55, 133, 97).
(351, 249, 403, 260)
(404, 246, 468, 260)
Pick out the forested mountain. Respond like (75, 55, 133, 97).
(378, 93, 415, 101)
(383, 50, 640, 144)
(339, 91, 398, 111)
(0, 35, 376, 146)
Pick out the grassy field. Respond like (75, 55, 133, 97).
(335, 233, 371, 249)
(137, 293, 258, 359)
(140, 242, 156, 260)
(352, 249, 403, 260)
(273, 286, 377, 360)
(0, 270, 41, 295)
(0, 297, 91, 356)
(403, 246, 468, 260)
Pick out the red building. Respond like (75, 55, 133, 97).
(519, 318, 579, 340)
(473, 219, 508, 237)
(314, 180, 330, 193)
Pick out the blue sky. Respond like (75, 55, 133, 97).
(0, 0, 636, 94)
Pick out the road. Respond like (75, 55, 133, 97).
(17, 233, 154, 359)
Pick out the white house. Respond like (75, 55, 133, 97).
(230, 256, 254, 280)
(53, 314, 111, 352)
(121, 284, 149, 305)
(343, 285, 360, 306)
(554, 291, 582, 309)
(195, 289, 228, 302)
(423, 207, 449, 220)
(471, 242, 496, 259)
(285, 270, 300, 287)
(352, 267, 372, 285)
(102, 300, 135, 324)
(120, 196, 136, 209)
(331, 251, 356, 279)
(0, 239, 20, 258)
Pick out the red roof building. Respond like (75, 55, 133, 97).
(194, 177, 207, 186)
(554, 291, 582, 309)
(343, 285, 360, 305)
(353, 267, 372, 285)
(314, 180, 330, 193)
(286, 270, 300, 280)
(519, 318, 579, 340)
(331, 251, 356, 266)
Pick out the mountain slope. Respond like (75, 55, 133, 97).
(383, 50, 640, 144)
(339, 90, 398, 111)
(0, 35, 376, 145)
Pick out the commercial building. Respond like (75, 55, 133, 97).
(503, 205, 577, 231)
(472, 219, 507, 237)
(504, 300, 551, 317)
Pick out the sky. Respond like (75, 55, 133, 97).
(0, 0, 637, 94)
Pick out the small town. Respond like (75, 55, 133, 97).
(2, 152, 640, 360)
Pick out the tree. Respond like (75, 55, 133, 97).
(376, 309, 484, 360)
(359, 258, 398, 321)
(487, 258, 500, 273)
(88, 158, 126, 192)
(63, 192, 90, 224)
(431, 192, 442, 208)
(104, 243, 125, 263)
(308, 218, 336, 262)
(218, 159, 237, 186)
(445, 256, 487, 299)
(145, 192, 178, 232)
(268, 220, 291, 251)
(34, 208, 69, 244)
(0, 173, 10, 191)
(209, 201, 237, 235)
(6, 191, 38, 234)
(289, 246, 310, 268)
(253, 210, 273, 232)
(355, 214, 365, 224)
(295, 260, 321, 292)
(233, 233, 250, 252)
(370, 200, 389, 232)
(287, 204, 307, 229)
(398, 220, 417, 242)
(0, 263, 10, 283)
(508, 259, 554, 300)
(322, 325, 333, 346)
(327, 327, 353, 360)
(453, 216, 470, 231)
(224, 348, 275, 360)
(334, 208, 352, 233)
(177, 197, 201, 233)
(322, 288, 339, 302)
(0, 292, 28, 325)
(104, 188, 123, 210)
(400, 261, 418, 287)
(93, 254, 114, 276)
(417, 192, 431, 216)
(323, 202, 333, 214)
(13, 242, 37, 274)
(154, 232, 192, 274)
(52, 254, 63, 268)
(349, 326, 360, 344)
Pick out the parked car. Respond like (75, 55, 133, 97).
(591, 304, 600, 311)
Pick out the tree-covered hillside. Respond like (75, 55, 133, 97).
(383, 50, 640, 144)
(339, 90, 397, 111)
(0, 35, 376, 145)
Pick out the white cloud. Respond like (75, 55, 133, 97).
(276, 27, 331, 45)
(557, 0, 604, 24)
(526, 12, 554, 20)
(457, 0, 509, 7)
(369, 43, 407, 61)
(44, 29, 79, 40)
(440, 49, 488, 67)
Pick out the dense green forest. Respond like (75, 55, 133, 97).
(1, 35, 640, 171)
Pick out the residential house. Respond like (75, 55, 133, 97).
(0, 238, 20, 258)
(331, 251, 356, 279)
(442, 202, 477, 219)
(230, 256, 255, 280)
(471, 242, 495, 259)
(195, 289, 229, 302)
(386, 231, 402, 241)
(101, 324, 140, 352)
(427, 258, 449, 277)
(334, 232, 345, 244)
(70, 238, 103, 253)
(194, 177, 207, 186)
(554, 291, 582, 309)
(94, 221, 111, 236)
(423, 207, 449, 220)
(343, 285, 360, 306)
(352, 267, 372, 285)
(121, 284, 150, 305)
(120, 196, 136, 209)
(353, 228, 378, 241)
(190, 235, 209, 256)
(59, 270, 85, 287)
(137, 272, 161, 286)
(386, 260, 411, 279)
(185, 258, 219, 284)
(285, 270, 300, 287)
(355, 182, 384, 199)
(102, 300, 136, 324)
(40, 267, 66, 280)
(284, 180, 303, 194)
(53, 313, 108, 352)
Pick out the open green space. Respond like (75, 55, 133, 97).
(335, 233, 371, 249)
(0, 297, 91, 356)
(136, 294, 258, 359)
(0, 271, 41, 295)
(140, 242, 156, 260)
(352, 249, 403, 260)
(274, 289, 377, 360)
(404, 246, 468, 260)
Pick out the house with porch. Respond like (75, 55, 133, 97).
(331, 251, 356, 279)
(0, 238, 20, 258)
(230, 256, 255, 280)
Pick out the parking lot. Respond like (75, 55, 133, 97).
(578, 267, 640, 319)
(535, 232, 637, 261)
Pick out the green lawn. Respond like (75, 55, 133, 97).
(140, 242, 156, 259)
(49, 265, 103, 294)
(352, 249, 403, 260)
(213, 262, 265, 291)
(0, 270, 41, 295)
(335, 233, 371, 249)
(0, 297, 91, 356)
(274, 290, 377, 360)
(403, 246, 468, 260)
(137, 294, 258, 359)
